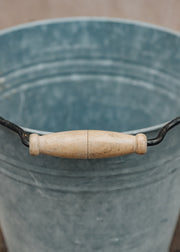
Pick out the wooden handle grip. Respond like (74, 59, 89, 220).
(29, 130, 147, 159)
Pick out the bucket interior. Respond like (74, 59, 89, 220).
(0, 20, 180, 132)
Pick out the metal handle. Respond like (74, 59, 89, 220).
(29, 130, 147, 159)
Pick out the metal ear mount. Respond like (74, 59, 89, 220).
(0, 116, 179, 159)
(147, 117, 180, 146)
(0, 116, 30, 147)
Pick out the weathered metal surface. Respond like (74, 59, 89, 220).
(0, 19, 180, 252)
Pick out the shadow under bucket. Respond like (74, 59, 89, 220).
(0, 18, 180, 252)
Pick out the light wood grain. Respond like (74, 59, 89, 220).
(29, 131, 147, 158)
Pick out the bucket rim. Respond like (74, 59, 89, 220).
(0, 17, 179, 135)
(22, 121, 169, 135)
(0, 16, 180, 37)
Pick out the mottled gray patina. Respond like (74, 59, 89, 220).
(0, 18, 180, 252)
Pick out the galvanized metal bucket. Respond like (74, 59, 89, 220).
(0, 18, 180, 252)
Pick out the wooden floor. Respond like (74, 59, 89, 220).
(170, 216, 180, 252)
(0, 230, 7, 252)
(0, 0, 179, 251)
(0, 0, 180, 31)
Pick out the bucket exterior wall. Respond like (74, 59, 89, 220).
(0, 19, 180, 252)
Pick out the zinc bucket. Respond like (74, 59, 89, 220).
(0, 18, 180, 252)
